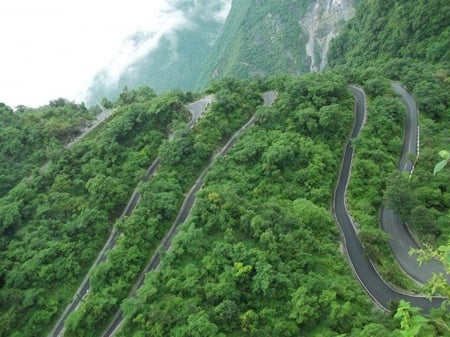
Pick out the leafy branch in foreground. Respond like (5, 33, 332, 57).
(434, 150, 450, 175)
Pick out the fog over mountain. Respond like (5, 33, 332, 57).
(0, 0, 230, 108)
(86, 0, 232, 105)
(87, 0, 355, 105)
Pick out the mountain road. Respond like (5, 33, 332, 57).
(333, 86, 446, 312)
(381, 83, 448, 284)
(100, 91, 277, 337)
(47, 96, 214, 337)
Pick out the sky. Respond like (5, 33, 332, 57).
(0, 0, 186, 108)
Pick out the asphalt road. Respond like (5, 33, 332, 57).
(101, 92, 277, 337)
(49, 87, 445, 337)
(186, 94, 214, 127)
(333, 86, 445, 313)
(65, 109, 114, 149)
(381, 83, 448, 284)
(47, 96, 213, 337)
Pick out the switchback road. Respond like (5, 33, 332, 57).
(38, 109, 113, 174)
(101, 91, 277, 337)
(381, 83, 448, 284)
(47, 96, 213, 337)
(333, 86, 445, 312)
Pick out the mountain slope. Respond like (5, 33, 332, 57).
(328, 0, 449, 66)
(87, 0, 355, 104)
(197, 0, 355, 88)
(328, 0, 450, 300)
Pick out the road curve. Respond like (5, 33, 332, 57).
(381, 83, 448, 284)
(186, 94, 214, 127)
(333, 86, 445, 313)
(101, 91, 277, 337)
(47, 97, 213, 337)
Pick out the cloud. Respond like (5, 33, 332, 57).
(214, 1, 232, 22)
(98, 0, 232, 89)
(0, 0, 231, 108)
(0, 0, 171, 108)
(102, 5, 188, 84)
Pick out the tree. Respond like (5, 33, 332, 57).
(384, 171, 417, 221)
(394, 300, 430, 337)
(186, 311, 220, 337)
(240, 309, 258, 332)
(289, 286, 319, 325)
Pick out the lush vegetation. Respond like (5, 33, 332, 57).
(0, 99, 93, 196)
(112, 73, 448, 336)
(61, 78, 263, 336)
(197, 0, 312, 88)
(327, 0, 450, 330)
(1, 0, 449, 336)
(329, 0, 449, 261)
(0, 87, 193, 337)
(328, 0, 449, 66)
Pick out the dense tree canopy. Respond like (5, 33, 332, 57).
(1, 0, 449, 336)
(0, 87, 191, 337)
(0, 100, 93, 195)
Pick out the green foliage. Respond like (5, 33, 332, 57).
(62, 78, 264, 336)
(0, 100, 92, 195)
(384, 172, 417, 221)
(329, 0, 450, 66)
(330, 0, 449, 330)
(0, 86, 183, 337)
(3, 0, 449, 334)
(434, 150, 450, 175)
(394, 300, 430, 337)
(114, 74, 395, 337)
(197, 0, 312, 88)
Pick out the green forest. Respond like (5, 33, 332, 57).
(0, 0, 449, 336)
(117, 74, 405, 337)
(0, 100, 93, 195)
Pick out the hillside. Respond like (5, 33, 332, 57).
(0, 100, 94, 196)
(197, 0, 354, 87)
(0, 0, 449, 336)
(328, 0, 450, 286)
(328, 0, 449, 66)
(113, 74, 391, 337)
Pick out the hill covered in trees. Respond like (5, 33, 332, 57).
(0, 100, 93, 196)
(0, 0, 449, 336)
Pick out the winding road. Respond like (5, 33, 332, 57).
(100, 91, 277, 337)
(47, 96, 214, 337)
(48, 86, 447, 336)
(381, 83, 448, 284)
(333, 86, 445, 312)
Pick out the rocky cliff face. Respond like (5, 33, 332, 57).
(302, 0, 355, 72)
